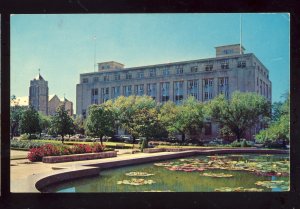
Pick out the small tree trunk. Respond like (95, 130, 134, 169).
(132, 136, 136, 149)
(62, 135, 64, 144)
(100, 136, 103, 146)
(182, 133, 185, 143)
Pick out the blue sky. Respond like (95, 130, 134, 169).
(11, 13, 290, 113)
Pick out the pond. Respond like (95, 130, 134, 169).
(42, 154, 289, 192)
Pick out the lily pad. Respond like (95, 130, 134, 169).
(201, 173, 233, 178)
(255, 180, 289, 190)
(215, 187, 263, 192)
(117, 178, 155, 186)
(125, 172, 155, 177)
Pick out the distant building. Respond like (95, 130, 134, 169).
(76, 44, 272, 140)
(29, 73, 49, 115)
(48, 94, 73, 116)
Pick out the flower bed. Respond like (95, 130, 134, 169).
(28, 143, 109, 162)
(42, 151, 117, 163)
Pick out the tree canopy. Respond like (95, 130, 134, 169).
(85, 103, 116, 145)
(206, 91, 271, 141)
(50, 105, 74, 143)
(160, 96, 204, 142)
(19, 106, 41, 138)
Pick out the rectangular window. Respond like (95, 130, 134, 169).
(114, 73, 120, 81)
(176, 66, 184, 75)
(104, 75, 109, 82)
(91, 88, 98, 104)
(160, 82, 170, 103)
(147, 83, 157, 100)
(82, 78, 88, 83)
(237, 61, 246, 68)
(205, 64, 213, 71)
(174, 81, 184, 104)
(111, 86, 120, 99)
(191, 66, 198, 73)
(266, 84, 269, 98)
(134, 84, 144, 96)
(221, 60, 229, 69)
(93, 77, 99, 82)
(162, 68, 170, 76)
(149, 69, 156, 77)
(218, 77, 229, 98)
(101, 87, 109, 103)
(187, 80, 199, 100)
(204, 122, 212, 135)
(126, 72, 132, 80)
(137, 71, 144, 79)
(123, 85, 132, 96)
(203, 78, 214, 101)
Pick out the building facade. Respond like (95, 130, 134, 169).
(48, 94, 73, 116)
(29, 73, 49, 115)
(76, 44, 272, 140)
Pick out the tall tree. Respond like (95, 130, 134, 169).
(50, 105, 74, 143)
(256, 93, 290, 143)
(10, 96, 27, 138)
(113, 95, 157, 145)
(85, 103, 116, 145)
(19, 106, 41, 138)
(160, 96, 204, 142)
(38, 112, 51, 136)
(207, 91, 271, 141)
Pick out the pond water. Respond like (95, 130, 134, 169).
(42, 154, 289, 192)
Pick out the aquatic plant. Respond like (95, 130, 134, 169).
(201, 173, 233, 178)
(117, 178, 155, 186)
(125, 172, 155, 177)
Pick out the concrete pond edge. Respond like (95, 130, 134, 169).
(30, 148, 289, 193)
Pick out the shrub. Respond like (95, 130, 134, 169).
(91, 143, 105, 152)
(10, 140, 46, 149)
(20, 134, 29, 140)
(230, 139, 250, 147)
(28, 147, 44, 162)
(71, 144, 93, 154)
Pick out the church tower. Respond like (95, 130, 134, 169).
(29, 70, 49, 115)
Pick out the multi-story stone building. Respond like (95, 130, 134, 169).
(76, 44, 272, 140)
(29, 73, 49, 115)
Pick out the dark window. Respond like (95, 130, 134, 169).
(237, 61, 246, 68)
(191, 66, 198, 73)
(114, 74, 120, 80)
(205, 64, 213, 71)
(149, 69, 156, 77)
(126, 72, 132, 80)
(221, 60, 229, 69)
(176, 66, 184, 74)
(82, 78, 88, 83)
(93, 77, 99, 82)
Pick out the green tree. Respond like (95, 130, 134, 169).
(10, 96, 27, 138)
(160, 96, 204, 142)
(207, 91, 271, 141)
(113, 95, 157, 145)
(85, 103, 116, 145)
(50, 105, 74, 143)
(256, 93, 290, 143)
(38, 112, 51, 136)
(19, 106, 41, 138)
(74, 115, 86, 135)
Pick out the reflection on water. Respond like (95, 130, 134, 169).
(42, 154, 289, 193)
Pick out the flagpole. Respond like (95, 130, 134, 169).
(240, 14, 242, 55)
(93, 35, 97, 72)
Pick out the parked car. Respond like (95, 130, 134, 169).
(111, 135, 124, 142)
